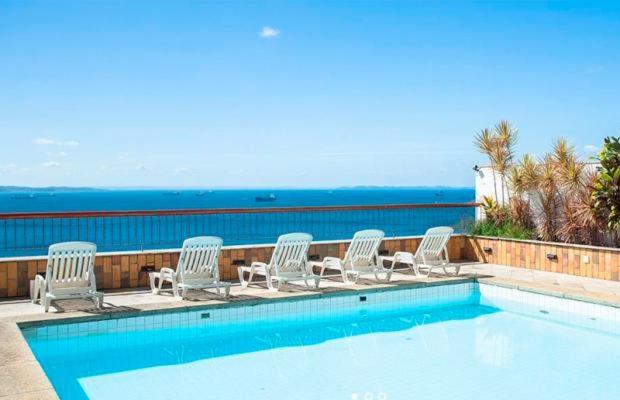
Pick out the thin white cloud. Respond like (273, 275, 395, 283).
(47, 151, 69, 158)
(260, 26, 280, 38)
(175, 167, 190, 173)
(135, 163, 145, 171)
(34, 138, 55, 145)
(42, 161, 61, 168)
(34, 138, 80, 147)
(584, 144, 598, 153)
(585, 65, 606, 74)
(0, 163, 18, 173)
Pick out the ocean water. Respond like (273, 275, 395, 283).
(24, 283, 620, 400)
(0, 188, 475, 256)
(0, 188, 474, 212)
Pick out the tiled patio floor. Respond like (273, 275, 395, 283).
(463, 263, 620, 305)
(1, 263, 619, 323)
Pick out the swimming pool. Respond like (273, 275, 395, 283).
(22, 282, 620, 400)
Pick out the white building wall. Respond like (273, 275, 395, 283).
(474, 166, 510, 220)
(474, 163, 599, 221)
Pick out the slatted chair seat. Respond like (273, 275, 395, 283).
(383, 226, 457, 277)
(311, 229, 392, 283)
(238, 233, 320, 291)
(31, 242, 103, 312)
(149, 236, 230, 299)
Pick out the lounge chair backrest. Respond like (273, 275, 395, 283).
(177, 236, 223, 283)
(47, 242, 97, 293)
(343, 229, 384, 269)
(269, 233, 313, 276)
(415, 226, 453, 261)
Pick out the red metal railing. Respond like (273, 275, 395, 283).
(0, 203, 479, 256)
(0, 202, 478, 219)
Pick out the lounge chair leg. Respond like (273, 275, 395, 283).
(224, 285, 231, 297)
(385, 271, 392, 282)
(314, 277, 320, 288)
(237, 267, 247, 288)
(32, 277, 41, 304)
(172, 281, 181, 299)
(158, 274, 166, 293)
(149, 273, 159, 294)
(266, 277, 274, 291)
(410, 262, 419, 276)
(44, 297, 50, 313)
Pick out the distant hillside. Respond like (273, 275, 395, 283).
(0, 186, 104, 192)
(334, 186, 474, 190)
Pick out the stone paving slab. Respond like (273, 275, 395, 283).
(460, 263, 620, 306)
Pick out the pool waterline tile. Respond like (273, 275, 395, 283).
(20, 280, 620, 400)
(3, 264, 620, 399)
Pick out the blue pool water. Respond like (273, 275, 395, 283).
(24, 283, 620, 400)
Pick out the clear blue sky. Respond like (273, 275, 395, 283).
(1, 1, 618, 188)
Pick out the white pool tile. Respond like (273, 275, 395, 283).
(25, 281, 620, 340)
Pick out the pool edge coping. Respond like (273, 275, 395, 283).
(3, 275, 620, 400)
(14, 277, 476, 328)
(2, 277, 475, 399)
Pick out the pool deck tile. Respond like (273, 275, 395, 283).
(1, 262, 620, 399)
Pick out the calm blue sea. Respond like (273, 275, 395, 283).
(0, 188, 474, 212)
(0, 188, 475, 256)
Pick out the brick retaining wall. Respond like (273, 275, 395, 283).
(0, 235, 470, 298)
(467, 236, 620, 281)
(3, 235, 616, 298)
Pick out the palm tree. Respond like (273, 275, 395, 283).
(474, 121, 518, 206)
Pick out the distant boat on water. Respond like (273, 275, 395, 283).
(162, 191, 181, 196)
(195, 190, 214, 197)
(255, 193, 277, 202)
(11, 194, 35, 200)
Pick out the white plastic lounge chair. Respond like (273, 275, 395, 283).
(385, 226, 456, 277)
(32, 242, 103, 312)
(150, 236, 231, 299)
(238, 232, 320, 291)
(313, 229, 392, 283)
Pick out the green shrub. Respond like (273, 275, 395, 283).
(471, 219, 536, 240)
(591, 136, 620, 245)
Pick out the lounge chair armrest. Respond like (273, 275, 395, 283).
(154, 267, 176, 281)
(391, 251, 416, 263)
(159, 267, 176, 275)
(321, 257, 343, 271)
(249, 261, 268, 270)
